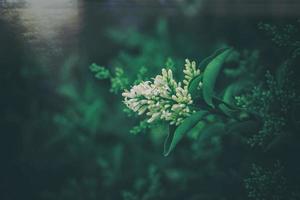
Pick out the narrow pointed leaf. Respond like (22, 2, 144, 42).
(188, 75, 202, 99)
(198, 47, 230, 70)
(164, 111, 207, 156)
(202, 49, 233, 108)
(163, 125, 176, 156)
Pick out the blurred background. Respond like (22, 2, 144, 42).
(1, 0, 300, 200)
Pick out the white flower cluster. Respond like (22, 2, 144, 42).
(122, 59, 201, 125)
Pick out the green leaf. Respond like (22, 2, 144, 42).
(218, 83, 240, 116)
(199, 47, 230, 70)
(202, 49, 233, 108)
(89, 63, 110, 79)
(187, 121, 206, 139)
(189, 47, 233, 102)
(188, 74, 202, 99)
(218, 80, 251, 116)
(164, 111, 208, 156)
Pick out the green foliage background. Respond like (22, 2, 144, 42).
(1, 1, 300, 200)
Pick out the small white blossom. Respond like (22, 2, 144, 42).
(122, 59, 201, 125)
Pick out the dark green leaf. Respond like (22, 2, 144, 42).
(164, 111, 208, 156)
(198, 47, 230, 70)
(218, 80, 251, 116)
(219, 83, 240, 116)
(202, 49, 233, 108)
(188, 75, 202, 99)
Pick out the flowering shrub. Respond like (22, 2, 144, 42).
(91, 48, 251, 155)
(82, 20, 300, 200)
